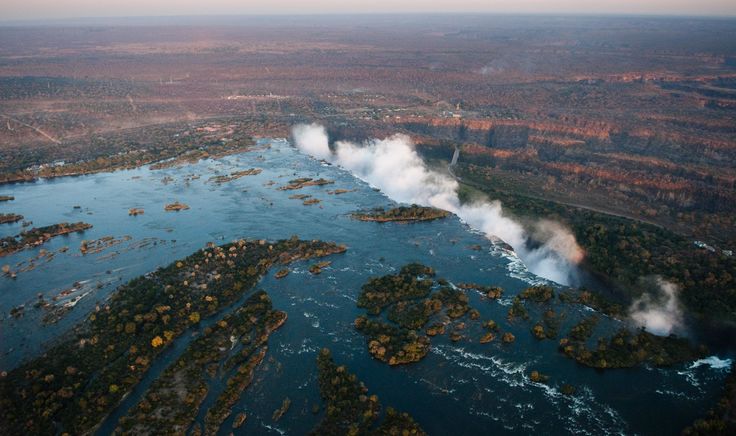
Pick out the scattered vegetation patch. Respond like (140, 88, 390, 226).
(0, 213, 23, 224)
(208, 168, 262, 184)
(559, 319, 703, 369)
(459, 173, 736, 324)
(559, 289, 624, 319)
(311, 348, 426, 435)
(352, 205, 449, 223)
(507, 297, 530, 321)
(519, 285, 555, 303)
(309, 260, 331, 274)
(354, 316, 431, 365)
(433, 286, 471, 319)
(356, 263, 434, 315)
(327, 189, 353, 195)
(355, 263, 498, 364)
(278, 177, 334, 191)
(456, 283, 503, 299)
(117, 291, 286, 435)
(0, 222, 92, 257)
(0, 236, 346, 434)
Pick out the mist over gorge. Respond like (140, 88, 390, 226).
(292, 122, 584, 286)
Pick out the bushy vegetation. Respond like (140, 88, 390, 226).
(355, 263, 499, 364)
(0, 222, 92, 257)
(311, 348, 426, 435)
(519, 285, 555, 303)
(0, 213, 23, 224)
(507, 297, 530, 321)
(278, 177, 334, 191)
(0, 236, 346, 434)
(352, 205, 450, 223)
(354, 316, 431, 365)
(458, 176, 736, 323)
(559, 289, 624, 319)
(356, 263, 434, 315)
(0, 119, 258, 184)
(559, 323, 703, 369)
(118, 291, 285, 434)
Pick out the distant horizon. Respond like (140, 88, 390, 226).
(2, 11, 736, 26)
(3, 0, 736, 23)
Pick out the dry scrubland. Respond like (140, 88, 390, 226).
(0, 16, 734, 245)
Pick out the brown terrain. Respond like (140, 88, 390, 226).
(0, 15, 735, 246)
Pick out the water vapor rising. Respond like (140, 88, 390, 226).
(291, 123, 332, 161)
(291, 123, 584, 285)
(629, 277, 684, 336)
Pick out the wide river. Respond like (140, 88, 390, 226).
(0, 139, 731, 435)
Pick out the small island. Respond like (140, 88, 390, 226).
(0, 213, 23, 224)
(0, 195, 13, 202)
(309, 260, 331, 274)
(313, 348, 426, 435)
(0, 222, 92, 257)
(456, 283, 504, 299)
(0, 236, 347, 434)
(558, 315, 703, 368)
(278, 177, 334, 191)
(164, 201, 190, 211)
(354, 263, 492, 366)
(352, 205, 450, 223)
(118, 291, 286, 435)
(327, 189, 353, 195)
(208, 168, 262, 184)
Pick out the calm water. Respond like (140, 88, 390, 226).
(0, 139, 730, 435)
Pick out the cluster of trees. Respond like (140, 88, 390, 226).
(560, 327, 703, 369)
(313, 348, 426, 435)
(118, 291, 284, 435)
(0, 236, 347, 433)
(355, 263, 511, 364)
(457, 173, 736, 323)
(0, 222, 92, 257)
(0, 119, 258, 184)
(352, 205, 450, 223)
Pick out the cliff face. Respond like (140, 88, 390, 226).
(398, 116, 736, 245)
(400, 117, 612, 150)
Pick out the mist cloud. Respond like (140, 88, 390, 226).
(629, 277, 684, 336)
(291, 123, 332, 161)
(291, 123, 584, 285)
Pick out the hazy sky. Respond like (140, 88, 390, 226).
(4, 0, 735, 21)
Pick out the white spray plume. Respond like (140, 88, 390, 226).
(291, 124, 584, 285)
(291, 123, 332, 161)
(629, 277, 684, 336)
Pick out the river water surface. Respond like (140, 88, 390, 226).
(0, 139, 730, 435)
